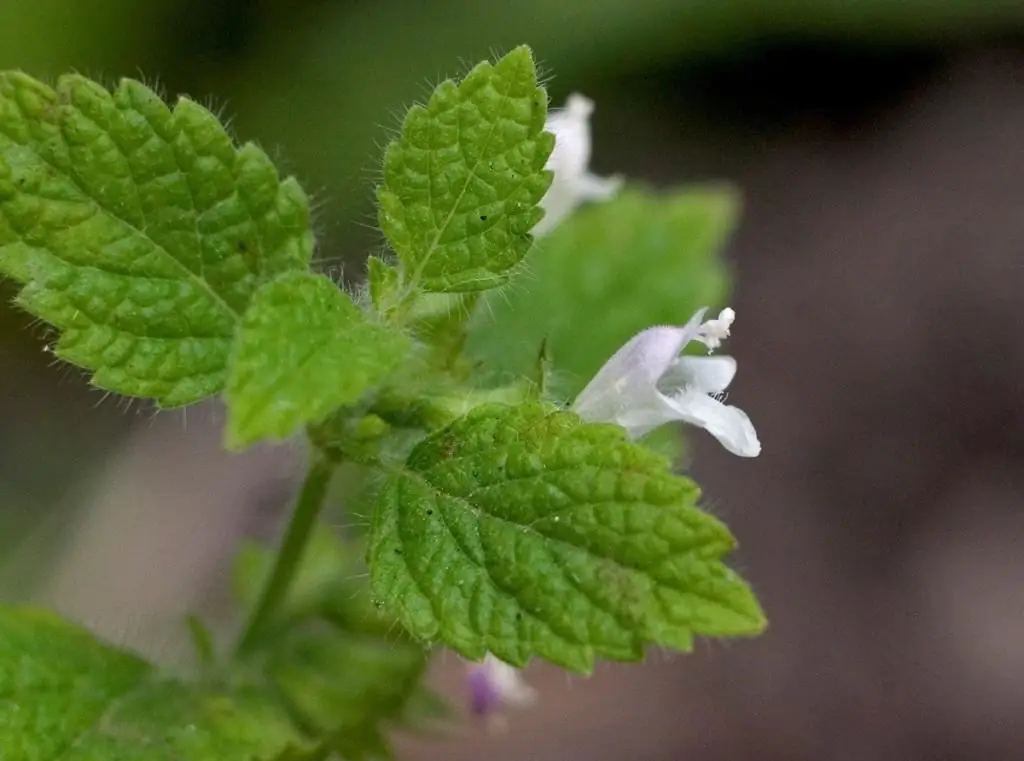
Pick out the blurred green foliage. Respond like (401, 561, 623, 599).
(467, 186, 735, 396)
(1, 0, 1020, 273)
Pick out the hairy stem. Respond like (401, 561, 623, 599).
(235, 452, 335, 655)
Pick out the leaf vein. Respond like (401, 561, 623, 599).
(405, 69, 512, 290)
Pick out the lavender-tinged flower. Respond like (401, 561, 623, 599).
(572, 307, 761, 457)
(466, 654, 535, 721)
(534, 93, 622, 237)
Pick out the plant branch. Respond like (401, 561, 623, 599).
(235, 452, 335, 656)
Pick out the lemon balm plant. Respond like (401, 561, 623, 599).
(0, 46, 765, 759)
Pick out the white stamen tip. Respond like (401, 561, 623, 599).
(697, 308, 736, 351)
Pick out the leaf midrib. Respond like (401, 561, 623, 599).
(0, 87, 243, 328)
(48, 670, 148, 760)
(403, 69, 515, 292)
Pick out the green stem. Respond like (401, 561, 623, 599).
(235, 453, 335, 656)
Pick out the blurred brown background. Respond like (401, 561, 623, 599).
(2, 2, 1023, 760)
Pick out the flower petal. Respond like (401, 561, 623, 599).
(487, 656, 536, 707)
(660, 355, 737, 395)
(575, 171, 623, 201)
(664, 391, 761, 457)
(614, 393, 685, 440)
(466, 655, 535, 717)
(534, 94, 621, 237)
(466, 662, 501, 716)
(573, 312, 707, 427)
(533, 184, 578, 237)
(544, 93, 595, 179)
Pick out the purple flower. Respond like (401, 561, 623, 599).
(465, 654, 536, 720)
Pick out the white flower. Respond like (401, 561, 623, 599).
(534, 93, 622, 237)
(465, 653, 536, 720)
(572, 307, 760, 457)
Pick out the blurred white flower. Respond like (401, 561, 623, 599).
(572, 307, 760, 457)
(534, 93, 622, 237)
(465, 653, 535, 724)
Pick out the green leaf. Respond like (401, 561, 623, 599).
(234, 523, 363, 627)
(466, 185, 736, 395)
(224, 272, 410, 449)
(377, 45, 553, 294)
(404, 292, 479, 371)
(641, 425, 687, 467)
(0, 72, 313, 407)
(267, 629, 426, 760)
(368, 403, 766, 673)
(234, 527, 438, 758)
(0, 605, 307, 760)
(367, 255, 400, 314)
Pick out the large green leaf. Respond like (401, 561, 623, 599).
(0, 606, 307, 760)
(368, 403, 765, 673)
(0, 72, 312, 406)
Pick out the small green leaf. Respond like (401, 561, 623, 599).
(234, 523, 361, 626)
(234, 527, 438, 758)
(368, 403, 765, 673)
(268, 629, 426, 759)
(224, 272, 410, 449)
(377, 45, 553, 294)
(367, 255, 400, 314)
(0, 72, 313, 407)
(0, 605, 307, 759)
(467, 186, 736, 395)
(235, 523, 417, 641)
(185, 613, 216, 668)
(405, 292, 479, 370)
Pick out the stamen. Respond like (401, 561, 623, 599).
(697, 308, 735, 351)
